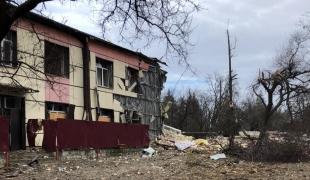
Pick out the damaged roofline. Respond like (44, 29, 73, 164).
(22, 10, 166, 67)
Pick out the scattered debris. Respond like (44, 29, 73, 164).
(175, 141, 195, 151)
(58, 167, 67, 172)
(142, 147, 156, 158)
(210, 153, 226, 160)
(163, 124, 182, 134)
(28, 155, 39, 167)
(156, 127, 225, 153)
(2, 146, 310, 179)
(194, 139, 209, 146)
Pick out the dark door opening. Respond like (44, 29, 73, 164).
(0, 95, 25, 151)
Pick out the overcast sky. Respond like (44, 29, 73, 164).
(41, 0, 310, 97)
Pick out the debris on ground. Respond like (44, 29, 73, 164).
(194, 139, 209, 146)
(163, 124, 182, 134)
(5, 170, 20, 178)
(157, 129, 193, 145)
(28, 155, 39, 167)
(2, 130, 307, 179)
(210, 153, 227, 160)
(142, 147, 156, 158)
(155, 127, 227, 154)
(175, 141, 195, 151)
(2, 148, 310, 179)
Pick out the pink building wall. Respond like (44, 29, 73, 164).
(15, 18, 153, 103)
(45, 77, 70, 104)
(15, 18, 150, 70)
(89, 41, 150, 70)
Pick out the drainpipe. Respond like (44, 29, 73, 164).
(81, 37, 92, 121)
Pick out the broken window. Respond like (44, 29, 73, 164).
(46, 102, 67, 112)
(45, 102, 74, 120)
(44, 41, 69, 78)
(126, 67, 139, 93)
(96, 58, 113, 88)
(0, 31, 17, 67)
(97, 108, 114, 122)
(124, 110, 141, 124)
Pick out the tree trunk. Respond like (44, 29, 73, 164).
(0, 2, 14, 41)
(0, 1, 47, 42)
(256, 111, 271, 147)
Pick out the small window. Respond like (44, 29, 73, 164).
(46, 102, 68, 112)
(45, 102, 74, 120)
(0, 31, 17, 67)
(4, 96, 20, 109)
(126, 67, 139, 93)
(124, 110, 141, 124)
(98, 108, 114, 122)
(96, 58, 113, 88)
(44, 41, 69, 78)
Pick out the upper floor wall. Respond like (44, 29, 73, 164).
(0, 17, 158, 98)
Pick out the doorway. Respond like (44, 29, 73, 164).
(0, 95, 25, 150)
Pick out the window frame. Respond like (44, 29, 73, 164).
(96, 57, 113, 88)
(3, 96, 20, 109)
(44, 41, 70, 78)
(0, 30, 17, 67)
(98, 108, 114, 122)
(126, 67, 139, 93)
(45, 101, 75, 120)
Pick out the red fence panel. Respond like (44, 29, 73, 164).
(42, 121, 57, 152)
(88, 122, 120, 149)
(116, 123, 150, 148)
(0, 117, 9, 152)
(57, 120, 88, 150)
(42, 120, 150, 152)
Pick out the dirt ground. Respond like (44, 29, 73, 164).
(1, 146, 310, 180)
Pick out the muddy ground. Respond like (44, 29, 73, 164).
(1, 146, 310, 180)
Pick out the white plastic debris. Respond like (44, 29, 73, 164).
(175, 141, 195, 151)
(142, 147, 156, 158)
(210, 153, 226, 160)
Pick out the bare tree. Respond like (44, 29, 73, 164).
(0, 0, 199, 63)
(226, 27, 238, 148)
(204, 74, 226, 131)
(0, 0, 199, 121)
(203, 74, 239, 135)
(253, 30, 310, 146)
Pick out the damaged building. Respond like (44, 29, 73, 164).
(0, 11, 166, 150)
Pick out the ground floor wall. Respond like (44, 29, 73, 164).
(1, 85, 161, 148)
(0, 60, 163, 149)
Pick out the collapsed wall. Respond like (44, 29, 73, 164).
(114, 64, 167, 139)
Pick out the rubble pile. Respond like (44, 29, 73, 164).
(155, 129, 193, 147)
(194, 137, 227, 153)
(155, 128, 228, 154)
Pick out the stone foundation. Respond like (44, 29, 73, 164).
(60, 148, 143, 160)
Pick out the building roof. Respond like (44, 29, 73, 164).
(23, 10, 167, 66)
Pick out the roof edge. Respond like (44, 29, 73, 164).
(15, 5, 164, 66)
